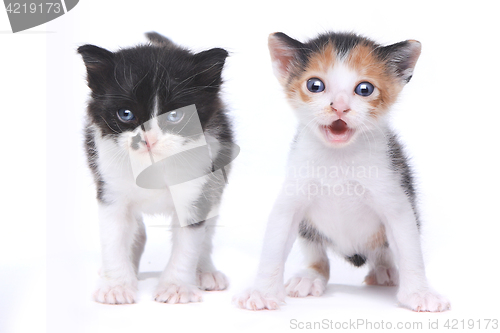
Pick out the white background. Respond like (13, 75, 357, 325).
(1, 1, 500, 332)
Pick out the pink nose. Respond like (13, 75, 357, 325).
(144, 133, 158, 149)
(330, 102, 350, 117)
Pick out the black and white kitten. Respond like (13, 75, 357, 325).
(235, 32, 450, 312)
(78, 32, 233, 304)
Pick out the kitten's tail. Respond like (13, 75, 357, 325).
(145, 32, 175, 47)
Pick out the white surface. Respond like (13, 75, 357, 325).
(1, 1, 500, 332)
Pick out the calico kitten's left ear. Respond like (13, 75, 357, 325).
(268, 32, 305, 85)
(382, 40, 421, 84)
(193, 48, 229, 89)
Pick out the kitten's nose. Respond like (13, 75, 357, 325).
(330, 94, 350, 118)
(143, 133, 158, 149)
(330, 102, 350, 118)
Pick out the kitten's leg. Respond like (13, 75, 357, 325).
(233, 185, 305, 310)
(94, 203, 140, 304)
(285, 235, 329, 297)
(131, 215, 146, 274)
(155, 222, 205, 303)
(364, 247, 399, 286)
(375, 194, 450, 312)
(196, 219, 228, 291)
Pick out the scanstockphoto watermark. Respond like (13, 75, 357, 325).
(290, 318, 423, 330)
(290, 318, 500, 330)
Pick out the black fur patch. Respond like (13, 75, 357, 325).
(298, 220, 332, 244)
(84, 125, 106, 203)
(306, 32, 365, 58)
(130, 132, 142, 150)
(387, 133, 420, 229)
(345, 254, 366, 267)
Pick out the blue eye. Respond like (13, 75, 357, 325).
(117, 109, 135, 122)
(306, 78, 325, 93)
(355, 82, 375, 96)
(166, 110, 184, 123)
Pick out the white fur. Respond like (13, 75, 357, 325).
(234, 53, 450, 312)
(91, 122, 226, 304)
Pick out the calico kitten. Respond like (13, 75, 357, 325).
(234, 32, 450, 312)
(78, 32, 233, 304)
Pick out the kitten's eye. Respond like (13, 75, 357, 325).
(166, 110, 184, 123)
(117, 109, 135, 122)
(306, 78, 325, 93)
(355, 82, 375, 96)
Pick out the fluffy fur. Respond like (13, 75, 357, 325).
(234, 32, 450, 312)
(78, 32, 233, 304)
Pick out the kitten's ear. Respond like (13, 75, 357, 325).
(145, 31, 175, 48)
(268, 32, 304, 85)
(77, 44, 115, 94)
(193, 48, 229, 89)
(382, 40, 421, 83)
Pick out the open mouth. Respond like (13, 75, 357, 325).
(321, 120, 355, 144)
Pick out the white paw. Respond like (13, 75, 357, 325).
(365, 266, 399, 286)
(285, 276, 326, 297)
(197, 271, 229, 291)
(398, 289, 451, 312)
(154, 284, 203, 304)
(233, 290, 282, 310)
(93, 283, 137, 304)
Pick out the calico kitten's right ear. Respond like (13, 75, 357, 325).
(145, 31, 175, 48)
(77, 44, 115, 94)
(381, 40, 422, 84)
(268, 32, 304, 85)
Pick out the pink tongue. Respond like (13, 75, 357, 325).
(329, 120, 348, 134)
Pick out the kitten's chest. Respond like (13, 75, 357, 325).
(289, 136, 391, 250)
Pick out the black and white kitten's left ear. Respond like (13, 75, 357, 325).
(268, 32, 305, 85)
(382, 40, 421, 84)
(192, 48, 229, 90)
(77, 44, 115, 94)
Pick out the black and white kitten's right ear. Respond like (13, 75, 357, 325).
(268, 32, 304, 85)
(145, 31, 175, 48)
(77, 44, 115, 94)
(192, 47, 229, 92)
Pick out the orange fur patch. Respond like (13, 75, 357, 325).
(305, 44, 337, 74)
(287, 77, 311, 104)
(367, 224, 388, 250)
(310, 260, 330, 279)
(285, 44, 337, 105)
(346, 44, 401, 117)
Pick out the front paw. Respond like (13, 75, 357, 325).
(285, 276, 327, 297)
(197, 271, 229, 291)
(233, 290, 282, 310)
(154, 283, 203, 304)
(398, 289, 450, 312)
(364, 266, 399, 286)
(93, 282, 137, 304)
